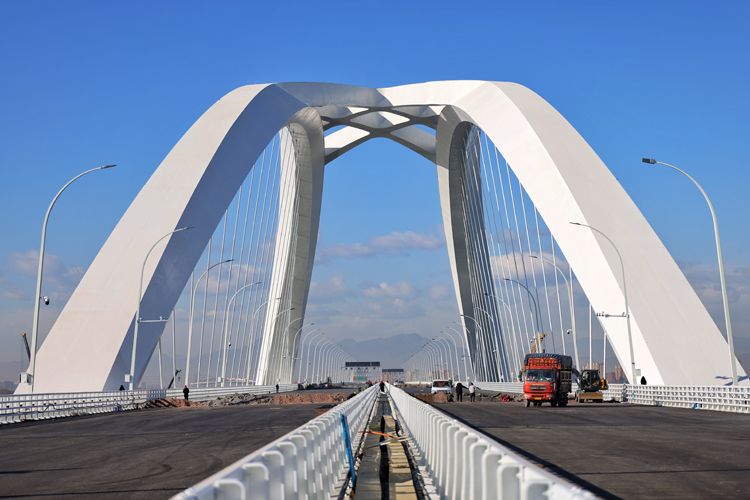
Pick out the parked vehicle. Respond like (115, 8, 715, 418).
(430, 379, 452, 395)
(523, 353, 572, 407)
(575, 368, 608, 403)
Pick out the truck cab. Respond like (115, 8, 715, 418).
(523, 353, 572, 407)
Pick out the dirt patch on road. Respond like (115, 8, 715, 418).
(414, 392, 450, 403)
(165, 391, 355, 408)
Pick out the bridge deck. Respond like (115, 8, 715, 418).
(0, 403, 326, 499)
(434, 401, 750, 499)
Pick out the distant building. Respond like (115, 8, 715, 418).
(345, 361, 381, 383)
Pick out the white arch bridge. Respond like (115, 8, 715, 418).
(18, 81, 745, 393)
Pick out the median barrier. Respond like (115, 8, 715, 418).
(175, 384, 379, 499)
(387, 384, 595, 499)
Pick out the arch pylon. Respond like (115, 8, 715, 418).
(19, 81, 746, 393)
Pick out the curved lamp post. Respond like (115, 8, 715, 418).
(303, 330, 326, 382)
(266, 306, 295, 383)
(504, 278, 543, 353)
(26, 164, 116, 392)
(529, 255, 581, 370)
(475, 305, 504, 381)
(460, 314, 489, 381)
(570, 221, 636, 384)
(642, 157, 737, 385)
(483, 293, 522, 375)
(129, 225, 192, 390)
(185, 258, 233, 386)
(244, 297, 280, 383)
(437, 331, 464, 381)
(220, 281, 262, 386)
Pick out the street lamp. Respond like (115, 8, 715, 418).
(303, 330, 326, 382)
(570, 221, 636, 384)
(529, 255, 581, 370)
(443, 326, 471, 381)
(129, 226, 192, 390)
(185, 258, 233, 386)
(278, 317, 305, 377)
(289, 324, 316, 380)
(264, 306, 295, 383)
(311, 336, 331, 383)
(460, 314, 488, 381)
(244, 297, 280, 383)
(437, 331, 463, 381)
(642, 157, 738, 385)
(504, 278, 543, 353)
(24, 164, 116, 392)
(483, 293, 521, 375)
(220, 282, 262, 386)
(474, 305, 504, 381)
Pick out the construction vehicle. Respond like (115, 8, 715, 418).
(575, 368, 608, 403)
(522, 353, 572, 407)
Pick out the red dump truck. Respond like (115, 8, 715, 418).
(523, 353, 573, 407)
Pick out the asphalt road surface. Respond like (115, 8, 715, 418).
(0, 403, 328, 499)
(434, 400, 750, 499)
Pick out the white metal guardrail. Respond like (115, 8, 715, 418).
(0, 390, 162, 424)
(476, 382, 583, 396)
(174, 385, 379, 499)
(165, 384, 295, 402)
(601, 384, 626, 402)
(0, 384, 296, 425)
(626, 385, 750, 413)
(387, 384, 595, 499)
(476, 382, 750, 412)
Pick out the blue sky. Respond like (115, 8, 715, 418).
(1, 1, 749, 382)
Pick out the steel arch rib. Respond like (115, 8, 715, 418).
(23, 81, 745, 393)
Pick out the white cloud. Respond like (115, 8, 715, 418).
(362, 281, 414, 298)
(316, 231, 444, 262)
(308, 275, 350, 303)
(429, 284, 450, 300)
(4, 250, 84, 304)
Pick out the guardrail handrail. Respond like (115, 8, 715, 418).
(474, 381, 750, 413)
(387, 384, 595, 499)
(0, 384, 296, 425)
(174, 385, 379, 499)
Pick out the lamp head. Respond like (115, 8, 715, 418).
(642, 157, 657, 164)
(100, 164, 117, 170)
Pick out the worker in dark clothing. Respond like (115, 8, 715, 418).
(118, 385, 125, 391)
(275, 384, 279, 393)
(640, 376, 647, 385)
(455, 382, 464, 402)
(182, 385, 189, 401)
(379, 381, 385, 393)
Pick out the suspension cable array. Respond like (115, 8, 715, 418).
(141, 121, 616, 390)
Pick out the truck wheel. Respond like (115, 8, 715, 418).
(525, 400, 530, 407)
(559, 399, 568, 407)
(551, 400, 558, 407)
